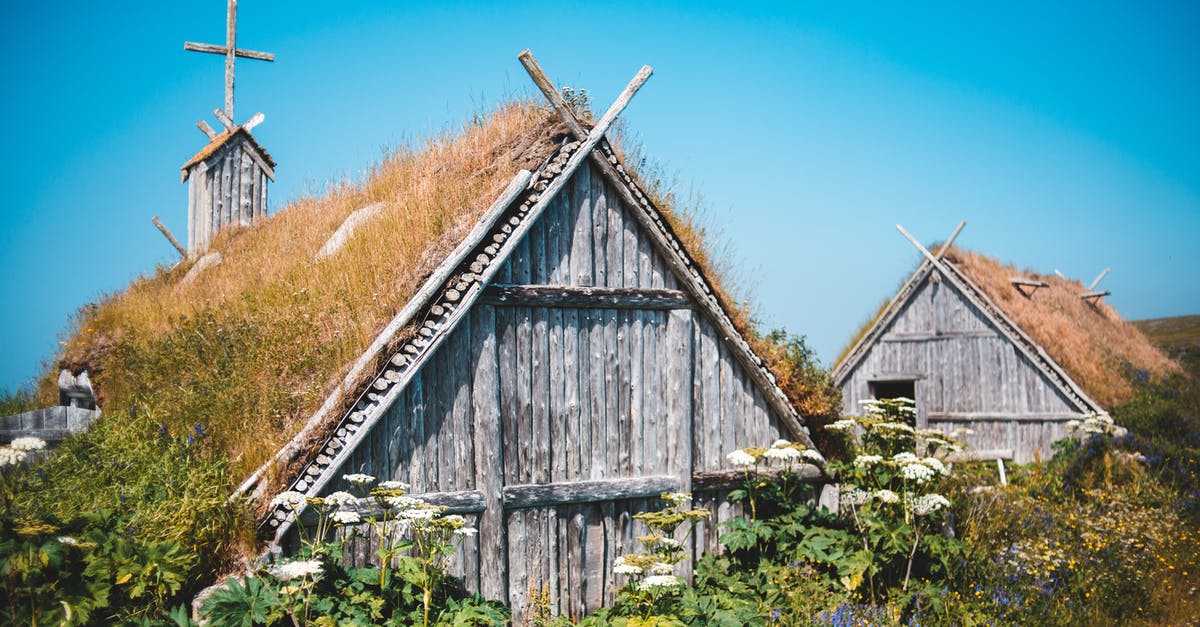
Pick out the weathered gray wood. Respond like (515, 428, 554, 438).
(1089, 268, 1110, 290)
(480, 284, 690, 310)
(503, 476, 681, 510)
(196, 119, 218, 139)
(297, 490, 486, 525)
(470, 305, 503, 601)
(948, 448, 1015, 462)
(152, 216, 187, 258)
(692, 465, 824, 492)
(927, 411, 1083, 422)
(183, 41, 276, 62)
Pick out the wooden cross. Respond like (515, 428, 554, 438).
(184, 0, 275, 130)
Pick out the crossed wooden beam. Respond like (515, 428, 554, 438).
(517, 50, 652, 171)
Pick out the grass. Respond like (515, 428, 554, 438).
(950, 249, 1180, 408)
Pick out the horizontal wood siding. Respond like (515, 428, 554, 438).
(841, 274, 1087, 462)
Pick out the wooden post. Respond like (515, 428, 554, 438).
(1089, 267, 1110, 290)
(936, 220, 966, 258)
(152, 216, 187, 258)
(196, 119, 218, 140)
(184, 0, 275, 126)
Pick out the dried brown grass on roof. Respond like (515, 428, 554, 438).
(947, 248, 1180, 408)
(53, 101, 567, 478)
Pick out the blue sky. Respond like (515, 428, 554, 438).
(1, 1, 1197, 393)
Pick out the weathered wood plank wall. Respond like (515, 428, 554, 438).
(841, 275, 1082, 462)
(185, 137, 270, 256)
(314, 161, 801, 619)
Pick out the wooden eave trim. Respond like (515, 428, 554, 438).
(586, 142, 816, 450)
(831, 262, 936, 386)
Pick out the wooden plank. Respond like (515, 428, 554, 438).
(603, 307, 619, 478)
(506, 510, 527, 612)
(408, 375, 426, 491)
(516, 306, 533, 484)
(617, 308, 633, 476)
(152, 216, 187, 258)
(692, 466, 823, 491)
(184, 41, 276, 62)
(590, 161, 608, 288)
(532, 306, 550, 484)
(502, 475, 681, 509)
(562, 306, 581, 481)
(927, 411, 1084, 422)
(471, 305, 506, 600)
(569, 163, 593, 286)
(480, 284, 691, 310)
(451, 320, 474, 492)
(549, 306, 567, 482)
(666, 309, 694, 481)
(388, 393, 407, 484)
(629, 309, 645, 475)
(498, 306, 519, 486)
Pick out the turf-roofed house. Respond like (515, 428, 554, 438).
(832, 224, 1179, 464)
(233, 52, 824, 617)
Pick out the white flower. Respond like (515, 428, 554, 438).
(726, 450, 757, 467)
(57, 536, 78, 546)
(771, 439, 791, 448)
(902, 463, 935, 484)
(614, 555, 642, 575)
(764, 447, 802, 462)
(891, 452, 920, 465)
(270, 491, 307, 510)
(324, 491, 357, 508)
(839, 487, 871, 507)
(378, 480, 409, 491)
(875, 422, 915, 434)
(873, 489, 900, 503)
(386, 495, 423, 510)
(648, 562, 674, 575)
(269, 559, 323, 581)
(801, 449, 824, 463)
(331, 510, 362, 525)
(922, 457, 948, 476)
(853, 454, 882, 468)
(400, 508, 436, 521)
(1064, 420, 1081, 431)
(662, 492, 691, 507)
(342, 473, 376, 486)
(453, 526, 478, 537)
(660, 537, 681, 548)
(911, 494, 951, 516)
(0, 448, 26, 467)
(826, 419, 857, 432)
(9, 437, 46, 451)
(638, 575, 681, 591)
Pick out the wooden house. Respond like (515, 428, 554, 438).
(238, 54, 823, 618)
(180, 125, 275, 257)
(833, 229, 1176, 463)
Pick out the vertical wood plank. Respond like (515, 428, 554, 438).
(532, 305, 550, 484)
(408, 375, 426, 491)
(498, 306, 519, 486)
(569, 164, 593, 286)
(471, 305, 506, 601)
(591, 164, 608, 287)
(517, 306, 533, 484)
(549, 306, 567, 482)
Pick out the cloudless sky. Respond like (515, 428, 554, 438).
(1, 1, 1197, 393)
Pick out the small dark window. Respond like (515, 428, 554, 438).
(869, 380, 916, 425)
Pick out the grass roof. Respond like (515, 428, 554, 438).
(43, 100, 838, 496)
(947, 248, 1180, 408)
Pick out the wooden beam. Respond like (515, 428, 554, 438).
(947, 449, 1015, 462)
(692, 465, 824, 492)
(1080, 290, 1111, 303)
(1010, 276, 1049, 297)
(183, 41, 276, 62)
(518, 50, 588, 138)
(213, 107, 235, 130)
(243, 111, 265, 132)
(935, 220, 966, 258)
(1054, 269, 1067, 280)
(480, 284, 690, 310)
(502, 476, 680, 510)
(927, 411, 1085, 422)
(880, 330, 996, 342)
(1088, 267, 1110, 290)
(196, 119, 218, 140)
(152, 216, 187, 258)
(296, 490, 487, 524)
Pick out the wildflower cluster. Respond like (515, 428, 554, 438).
(726, 439, 823, 519)
(0, 436, 46, 468)
(613, 491, 709, 618)
(1064, 412, 1127, 439)
(826, 398, 965, 598)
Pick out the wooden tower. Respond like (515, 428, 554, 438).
(181, 0, 276, 257)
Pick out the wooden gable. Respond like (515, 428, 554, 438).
(835, 257, 1103, 463)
